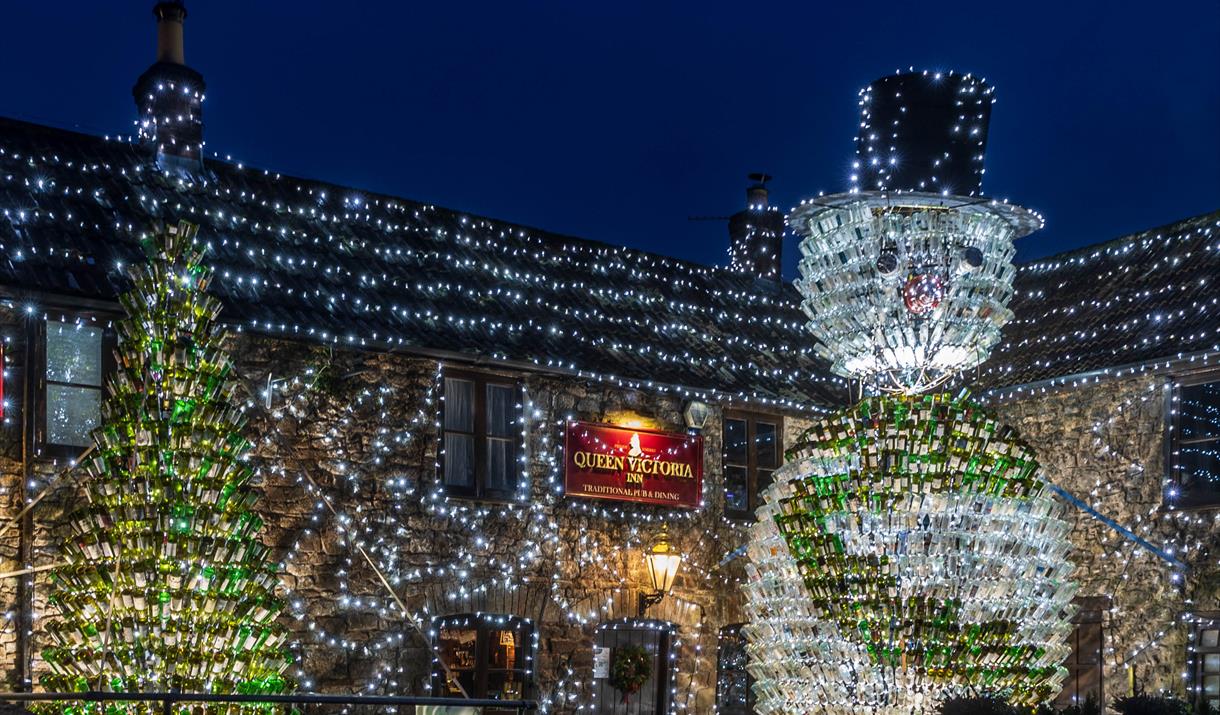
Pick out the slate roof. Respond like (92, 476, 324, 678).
(979, 209, 1220, 391)
(0, 116, 1216, 408)
(0, 116, 847, 409)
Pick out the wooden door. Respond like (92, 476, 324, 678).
(592, 619, 673, 715)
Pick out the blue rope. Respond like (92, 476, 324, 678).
(719, 544, 747, 567)
(1046, 483, 1188, 573)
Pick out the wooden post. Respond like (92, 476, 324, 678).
(15, 317, 34, 691)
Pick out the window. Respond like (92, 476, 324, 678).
(1055, 597, 1105, 710)
(432, 613, 533, 707)
(40, 319, 112, 450)
(1193, 616, 1220, 714)
(441, 370, 523, 499)
(716, 623, 755, 715)
(1173, 379, 1220, 508)
(724, 412, 782, 518)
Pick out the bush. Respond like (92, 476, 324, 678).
(938, 696, 1020, 715)
(1037, 694, 1102, 715)
(940, 693, 1207, 715)
(1111, 694, 1192, 715)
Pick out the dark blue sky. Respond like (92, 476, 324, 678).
(3, 2, 1217, 274)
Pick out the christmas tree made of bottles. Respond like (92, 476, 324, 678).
(38, 221, 293, 713)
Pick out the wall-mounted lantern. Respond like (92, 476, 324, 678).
(683, 400, 711, 432)
(638, 525, 682, 616)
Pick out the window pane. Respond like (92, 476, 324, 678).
(725, 465, 748, 513)
(1181, 382, 1220, 440)
(724, 419, 747, 466)
(1203, 628, 1219, 648)
(487, 437, 517, 492)
(756, 422, 778, 468)
(486, 384, 515, 437)
(1204, 653, 1220, 672)
(46, 322, 103, 386)
(487, 670, 526, 700)
(444, 433, 475, 487)
(444, 378, 474, 432)
(1205, 675, 1219, 696)
(436, 625, 479, 696)
(1179, 442, 1220, 495)
(46, 384, 101, 447)
(487, 627, 521, 669)
(757, 469, 775, 506)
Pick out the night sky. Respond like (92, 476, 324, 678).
(3, 1, 1217, 276)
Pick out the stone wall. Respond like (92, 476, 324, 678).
(3, 302, 1217, 712)
(0, 316, 813, 711)
(990, 374, 1220, 702)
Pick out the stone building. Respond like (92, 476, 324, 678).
(0, 3, 1218, 714)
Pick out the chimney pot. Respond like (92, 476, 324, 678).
(154, 2, 187, 65)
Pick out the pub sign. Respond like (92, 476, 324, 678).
(564, 421, 703, 509)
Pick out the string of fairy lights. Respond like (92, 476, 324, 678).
(0, 137, 849, 413)
(996, 379, 1220, 681)
(134, 76, 204, 163)
(234, 355, 729, 712)
(0, 293, 1216, 708)
(0, 231, 1215, 702)
(3, 139, 1215, 413)
(978, 217, 1220, 391)
(852, 69, 994, 198)
(0, 115, 1216, 710)
(0, 334, 1210, 707)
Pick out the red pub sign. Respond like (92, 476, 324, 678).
(564, 421, 703, 509)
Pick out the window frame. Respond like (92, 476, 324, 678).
(439, 368, 524, 501)
(34, 316, 116, 457)
(723, 410, 783, 519)
(1191, 612, 1220, 715)
(430, 612, 534, 705)
(1168, 374, 1220, 510)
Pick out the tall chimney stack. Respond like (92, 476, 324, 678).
(133, 1, 206, 172)
(728, 173, 784, 282)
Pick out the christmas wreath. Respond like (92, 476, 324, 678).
(609, 644, 652, 703)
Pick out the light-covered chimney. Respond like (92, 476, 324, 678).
(728, 173, 784, 282)
(132, 1, 206, 171)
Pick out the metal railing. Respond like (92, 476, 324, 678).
(0, 692, 537, 714)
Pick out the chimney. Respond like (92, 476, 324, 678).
(132, 1, 206, 172)
(728, 173, 784, 282)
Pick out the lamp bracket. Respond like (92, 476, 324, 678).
(637, 590, 665, 617)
